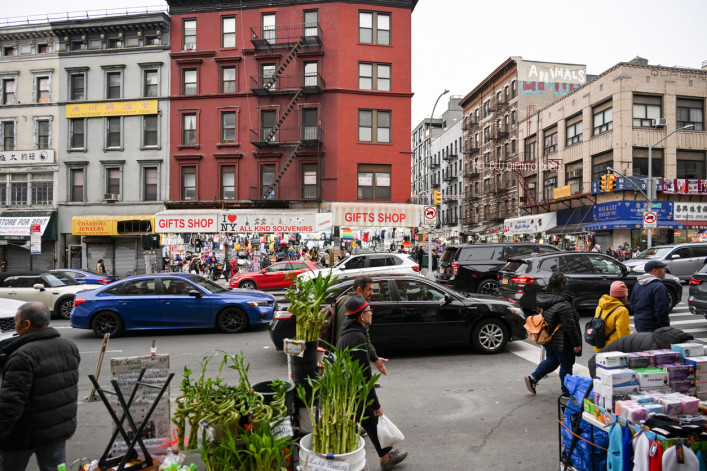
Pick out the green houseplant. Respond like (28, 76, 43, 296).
(286, 270, 338, 342)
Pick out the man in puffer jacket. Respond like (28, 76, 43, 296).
(587, 326, 693, 377)
(524, 273, 582, 397)
(0, 301, 80, 471)
(630, 260, 670, 332)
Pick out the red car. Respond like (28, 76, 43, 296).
(229, 260, 321, 290)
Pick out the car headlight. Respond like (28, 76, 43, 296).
(507, 307, 524, 316)
(247, 300, 272, 307)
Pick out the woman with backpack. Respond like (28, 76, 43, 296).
(524, 273, 582, 397)
(590, 281, 631, 353)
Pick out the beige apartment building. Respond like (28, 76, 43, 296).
(514, 58, 707, 250)
(460, 56, 587, 238)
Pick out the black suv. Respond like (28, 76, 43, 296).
(436, 243, 562, 294)
(497, 252, 683, 315)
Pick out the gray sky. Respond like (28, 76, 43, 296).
(3, 0, 707, 127)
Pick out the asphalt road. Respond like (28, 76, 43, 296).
(19, 284, 700, 470)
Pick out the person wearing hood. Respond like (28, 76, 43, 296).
(336, 295, 407, 471)
(630, 260, 670, 332)
(592, 281, 632, 353)
(524, 273, 582, 397)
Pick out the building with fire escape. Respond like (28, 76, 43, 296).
(459, 57, 587, 240)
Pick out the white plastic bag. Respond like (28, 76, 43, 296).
(377, 414, 404, 448)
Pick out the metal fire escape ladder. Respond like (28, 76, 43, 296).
(262, 141, 305, 198)
(264, 89, 303, 143)
(264, 37, 306, 91)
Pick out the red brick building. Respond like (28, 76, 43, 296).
(166, 0, 416, 206)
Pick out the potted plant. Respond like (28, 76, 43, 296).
(297, 346, 380, 469)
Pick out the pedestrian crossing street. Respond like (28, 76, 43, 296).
(629, 303, 707, 344)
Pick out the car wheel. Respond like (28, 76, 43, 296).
(667, 288, 676, 311)
(471, 318, 508, 354)
(216, 307, 249, 333)
(477, 279, 499, 296)
(56, 297, 75, 320)
(239, 280, 258, 290)
(91, 311, 124, 338)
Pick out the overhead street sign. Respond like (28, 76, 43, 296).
(423, 206, 437, 225)
(643, 211, 657, 228)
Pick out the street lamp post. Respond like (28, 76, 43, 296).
(647, 123, 693, 248)
(427, 89, 449, 279)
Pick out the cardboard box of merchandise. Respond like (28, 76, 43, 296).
(596, 368, 639, 388)
(684, 356, 707, 373)
(645, 349, 681, 366)
(595, 352, 629, 369)
(626, 352, 653, 369)
(634, 368, 669, 389)
(661, 364, 696, 382)
(671, 343, 705, 359)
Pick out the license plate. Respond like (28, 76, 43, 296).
(502, 278, 508, 284)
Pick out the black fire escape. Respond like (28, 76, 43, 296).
(249, 22, 324, 201)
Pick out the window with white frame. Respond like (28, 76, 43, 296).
(221, 66, 236, 93)
(182, 166, 196, 199)
(304, 62, 318, 87)
(359, 11, 390, 45)
(302, 163, 317, 199)
(105, 117, 121, 149)
(143, 166, 158, 201)
(262, 13, 276, 45)
(544, 127, 558, 155)
(35, 75, 50, 103)
(143, 69, 159, 98)
(69, 118, 85, 150)
(304, 10, 318, 37)
(183, 69, 197, 95)
(143, 115, 158, 147)
(69, 72, 86, 101)
(593, 100, 613, 135)
(105, 167, 121, 197)
(222, 16, 236, 48)
(183, 19, 197, 50)
(633, 94, 662, 127)
(1, 78, 15, 105)
(10, 173, 28, 205)
(221, 165, 235, 199)
(35, 118, 50, 149)
(357, 164, 391, 200)
(31, 172, 52, 206)
(358, 109, 390, 143)
(182, 113, 197, 146)
(221, 111, 236, 143)
(677, 97, 704, 131)
(1, 121, 15, 150)
(105, 71, 122, 99)
(69, 167, 84, 202)
(359, 62, 390, 91)
(566, 114, 582, 146)
(262, 64, 276, 90)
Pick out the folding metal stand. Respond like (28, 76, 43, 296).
(88, 369, 174, 471)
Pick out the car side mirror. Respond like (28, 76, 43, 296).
(444, 293, 453, 305)
(670, 254, 680, 259)
(33, 283, 45, 291)
(188, 289, 202, 298)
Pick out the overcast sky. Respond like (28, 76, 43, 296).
(3, 0, 707, 127)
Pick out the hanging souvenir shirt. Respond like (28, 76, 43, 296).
(662, 443, 699, 471)
(696, 450, 707, 471)
(649, 440, 664, 471)
(633, 432, 650, 471)
(607, 423, 624, 470)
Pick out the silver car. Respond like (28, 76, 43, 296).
(623, 243, 707, 280)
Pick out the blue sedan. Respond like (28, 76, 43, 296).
(50, 268, 119, 285)
(70, 274, 275, 337)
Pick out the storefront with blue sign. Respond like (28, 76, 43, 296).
(583, 200, 684, 251)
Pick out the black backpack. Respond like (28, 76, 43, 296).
(584, 306, 621, 348)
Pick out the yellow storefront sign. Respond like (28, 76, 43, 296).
(553, 185, 572, 200)
(72, 216, 155, 236)
(65, 100, 158, 118)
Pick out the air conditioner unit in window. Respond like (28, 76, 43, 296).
(652, 118, 667, 127)
(569, 170, 582, 179)
(104, 193, 120, 202)
(184, 44, 196, 51)
(527, 183, 536, 189)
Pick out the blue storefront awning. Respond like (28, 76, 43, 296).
(584, 220, 685, 231)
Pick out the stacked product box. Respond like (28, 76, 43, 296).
(685, 356, 707, 400)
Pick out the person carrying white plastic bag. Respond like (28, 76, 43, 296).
(377, 414, 404, 449)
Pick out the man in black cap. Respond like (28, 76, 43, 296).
(630, 260, 670, 332)
(337, 295, 407, 471)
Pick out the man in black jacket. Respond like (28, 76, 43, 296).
(337, 295, 407, 471)
(0, 301, 80, 471)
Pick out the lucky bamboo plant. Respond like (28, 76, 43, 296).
(286, 270, 338, 342)
(297, 347, 380, 455)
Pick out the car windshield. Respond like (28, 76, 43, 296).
(634, 247, 673, 260)
(439, 248, 459, 263)
(44, 273, 77, 287)
(187, 276, 228, 293)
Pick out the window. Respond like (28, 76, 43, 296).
(359, 11, 390, 45)
(143, 167, 158, 201)
(37, 43, 49, 54)
(35, 76, 50, 103)
(261, 110, 276, 142)
(69, 119, 85, 150)
(182, 166, 196, 199)
(106, 117, 121, 149)
(303, 109, 318, 140)
(593, 100, 613, 135)
(304, 10, 319, 37)
(262, 64, 276, 90)
(544, 176, 557, 201)
(183, 69, 197, 95)
(524, 138, 536, 162)
(677, 97, 704, 131)
(262, 13, 276, 44)
(676, 150, 706, 179)
(70, 73, 85, 101)
(566, 115, 583, 146)
(144, 35, 160, 46)
(633, 95, 662, 127)
(107, 37, 122, 49)
(182, 114, 196, 146)
(183, 19, 197, 50)
(357, 164, 391, 200)
(143, 115, 158, 147)
(105, 168, 121, 197)
(633, 148, 664, 178)
(592, 152, 613, 182)
(36, 119, 50, 149)
(303, 163, 317, 199)
(358, 109, 390, 143)
(483, 126, 490, 144)
(3, 46, 15, 56)
(31, 173, 52, 206)
(221, 111, 236, 143)
(222, 16, 236, 48)
(106, 71, 121, 99)
(261, 164, 275, 198)
(221, 66, 236, 93)
(2, 121, 14, 150)
(144, 69, 158, 97)
(221, 165, 235, 199)
(359, 62, 390, 91)
(1, 78, 15, 104)
(10, 174, 27, 205)
(304, 62, 318, 87)
(588, 254, 623, 274)
(544, 128, 558, 155)
(69, 168, 84, 202)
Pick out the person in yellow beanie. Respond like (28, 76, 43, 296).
(592, 280, 631, 352)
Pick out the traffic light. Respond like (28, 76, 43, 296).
(601, 174, 608, 192)
(433, 189, 442, 205)
(607, 174, 616, 192)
